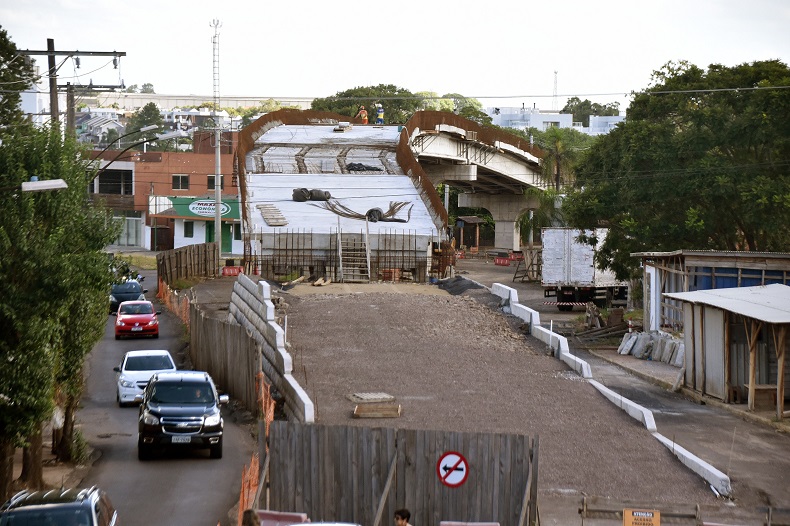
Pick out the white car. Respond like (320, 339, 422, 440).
(114, 350, 177, 406)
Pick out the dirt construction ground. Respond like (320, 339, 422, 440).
(280, 281, 744, 524)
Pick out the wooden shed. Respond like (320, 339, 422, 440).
(664, 284, 790, 419)
(632, 250, 790, 332)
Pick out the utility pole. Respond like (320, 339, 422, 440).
(552, 70, 558, 112)
(47, 39, 58, 123)
(19, 42, 126, 131)
(211, 19, 223, 263)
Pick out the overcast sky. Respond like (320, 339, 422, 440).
(2, 0, 789, 113)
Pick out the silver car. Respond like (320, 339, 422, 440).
(114, 350, 176, 406)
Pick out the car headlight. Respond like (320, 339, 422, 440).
(119, 377, 135, 388)
(204, 413, 221, 426)
(110, 295, 118, 303)
(115, 319, 125, 326)
(147, 319, 159, 327)
(137, 294, 145, 300)
(142, 412, 159, 425)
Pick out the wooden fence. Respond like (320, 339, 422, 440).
(189, 305, 260, 411)
(157, 242, 219, 285)
(265, 422, 539, 526)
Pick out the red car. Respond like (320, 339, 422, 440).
(114, 300, 160, 339)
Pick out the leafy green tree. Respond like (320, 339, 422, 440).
(457, 105, 492, 126)
(123, 102, 164, 148)
(141, 82, 155, 94)
(415, 91, 453, 112)
(311, 84, 422, 124)
(236, 99, 300, 128)
(516, 187, 566, 245)
(563, 59, 790, 279)
(0, 26, 36, 126)
(561, 97, 620, 127)
(0, 124, 119, 499)
(509, 126, 595, 190)
(102, 128, 119, 148)
(124, 84, 139, 93)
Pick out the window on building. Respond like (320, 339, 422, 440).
(234, 223, 242, 241)
(96, 169, 133, 195)
(207, 174, 224, 190)
(184, 221, 194, 238)
(172, 174, 189, 190)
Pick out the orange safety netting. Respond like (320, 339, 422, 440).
(236, 454, 260, 526)
(156, 276, 190, 327)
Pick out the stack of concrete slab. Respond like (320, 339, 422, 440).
(617, 331, 684, 368)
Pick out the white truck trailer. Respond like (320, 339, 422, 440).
(541, 227, 628, 311)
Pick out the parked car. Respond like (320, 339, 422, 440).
(136, 371, 229, 460)
(0, 486, 119, 525)
(109, 280, 147, 313)
(114, 349, 177, 407)
(113, 300, 160, 339)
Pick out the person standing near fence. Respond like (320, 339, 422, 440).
(394, 508, 412, 526)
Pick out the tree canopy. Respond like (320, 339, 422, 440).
(123, 102, 165, 149)
(311, 84, 422, 124)
(0, 124, 119, 498)
(0, 26, 36, 126)
(561, 97, 620, 127)
(562, 59, 790, 279)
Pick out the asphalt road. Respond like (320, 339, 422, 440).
(77, 269, 256, 526)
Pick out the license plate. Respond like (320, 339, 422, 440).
(171, 436, 191, 444)
(131, 327, 143, 332)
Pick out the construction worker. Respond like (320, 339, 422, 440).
(355, 105, 368, 124)
(375, 103, 384, 124)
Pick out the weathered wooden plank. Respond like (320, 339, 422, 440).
(353, 403, 401, 418)
(321, 424, 336, 521)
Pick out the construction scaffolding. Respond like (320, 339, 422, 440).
(244, 227, 433, 284)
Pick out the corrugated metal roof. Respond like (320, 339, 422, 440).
(244, 124, 437, 236)
(632, 249, 790, 258)
(663, 284, 790, 324)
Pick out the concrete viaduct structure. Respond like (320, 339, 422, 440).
(235, 110, 545, 253)
(404, 111, 545, 250)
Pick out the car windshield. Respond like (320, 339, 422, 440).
(113, 282, 141, 294)
(119, 303, 153, 315)
(0, 507, 91, 525)
(149, 382, 214, 404)
(125, 355, 174, 371)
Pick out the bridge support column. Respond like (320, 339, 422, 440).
(458, 192, 540, 252)
(494, 221, 521, 251)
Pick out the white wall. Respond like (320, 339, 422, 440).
(173, 218, 244, 255)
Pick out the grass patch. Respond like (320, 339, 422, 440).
(70, 429, 90, 465)
(118, 253, 157, 270)
(171, 277, 204, 290)
(624, 309, 644, 322)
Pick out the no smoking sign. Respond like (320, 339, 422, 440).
(437, 451, 469, 488)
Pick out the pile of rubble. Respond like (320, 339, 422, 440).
(617, 331, 685, 368)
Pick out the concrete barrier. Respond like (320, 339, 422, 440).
(489, 281, 731, 497)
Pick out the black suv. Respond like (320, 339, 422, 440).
(0, 486, 118, 525)
(136, 370, 229, 460)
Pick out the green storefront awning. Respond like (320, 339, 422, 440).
(161, 197, 240, 220)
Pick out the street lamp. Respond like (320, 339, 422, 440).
(0, 177, 69, 193)
(22, 178, 69, 192)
